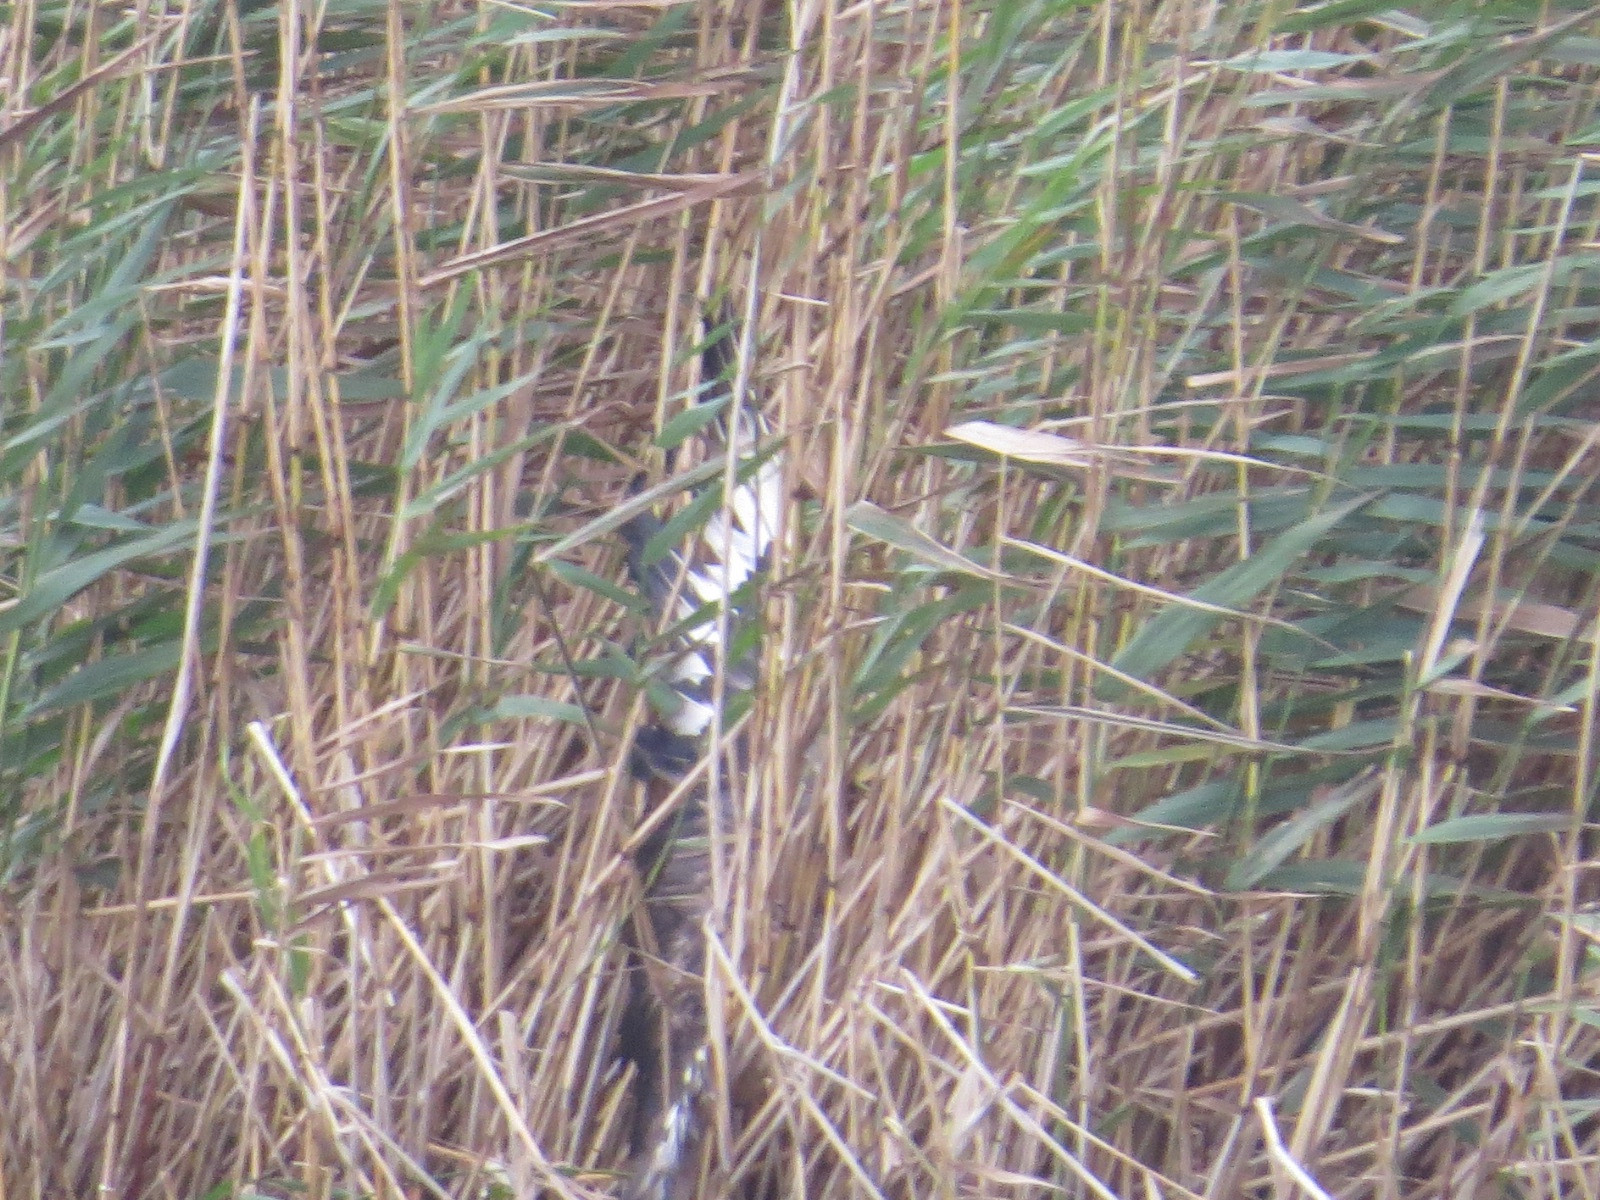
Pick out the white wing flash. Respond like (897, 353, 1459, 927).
(621, 326, 782, 738)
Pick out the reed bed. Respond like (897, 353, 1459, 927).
(3, 2, 1599, 1197)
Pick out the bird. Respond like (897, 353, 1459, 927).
(616, 310, 781, 1200)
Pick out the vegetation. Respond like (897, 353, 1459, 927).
(3, 1, 1599, 1197)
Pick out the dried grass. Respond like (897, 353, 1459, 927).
(4, 2, 1600, 1199)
